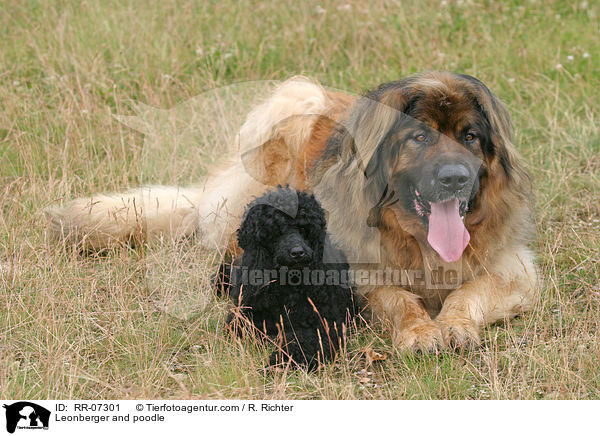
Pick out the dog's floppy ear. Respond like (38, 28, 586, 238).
(296, 191, 328, 260)
(241, 138, 293, 187)
(338, 82, 413, 172)
(458, 74, 512, 142)
(240, 114, 321, 187)
(457, 74, 532, 208)
(458, 74, 521, 178)
(237, 205, 265, 250)
(332, 81, 414, 225)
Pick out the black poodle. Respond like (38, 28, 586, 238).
(216, 186, 357, 370)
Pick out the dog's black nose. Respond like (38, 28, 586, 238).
(437, 164, 470, 191)
(290, 246, 306, 259)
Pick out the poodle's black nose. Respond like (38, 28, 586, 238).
(290, 246, 307, 259)
(275, 233, 313, 266)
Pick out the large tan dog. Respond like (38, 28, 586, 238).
(46, 72, 538, 352)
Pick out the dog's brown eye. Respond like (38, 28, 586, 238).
(415, 133, 427, 142)
(464, 132, 476, 142)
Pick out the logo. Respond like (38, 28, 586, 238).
(2, 402, 50, 434)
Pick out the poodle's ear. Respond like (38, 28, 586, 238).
(295, 191, 328, 262)
(307, 212, 328, 263)
(237, 205, 267, 250)
(237, 209, 257, 250)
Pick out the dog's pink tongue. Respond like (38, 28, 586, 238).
(427, 198, 470, 263)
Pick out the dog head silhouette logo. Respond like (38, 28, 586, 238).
(3, 402, 50, 434)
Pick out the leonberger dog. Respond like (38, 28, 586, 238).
(46, 71, 538, 352)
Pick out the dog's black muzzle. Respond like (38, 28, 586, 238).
(417, 154, 480, 203)
(275, 233, 313, 266)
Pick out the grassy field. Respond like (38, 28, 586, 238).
(0, 0, 598, 399)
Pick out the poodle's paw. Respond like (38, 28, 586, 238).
(437, 317, 481, 351)
(392, 320, 445, 354)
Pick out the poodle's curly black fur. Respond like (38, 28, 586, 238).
(217, 186, 357, 370)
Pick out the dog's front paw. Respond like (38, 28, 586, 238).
(437, 318, 481, 351)
(392, 320, 445, 354)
